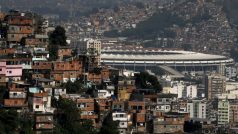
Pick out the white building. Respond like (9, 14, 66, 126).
(164, 81, 197, 99)
(225, 67, 237, 79)
(187, 99, 207, 119)
(54, 88, 67, 99)
(226, 82, 238, 91)
(156, 94, 178, 112)
(186, 85, 197, 98)
(79, 39, 101, 65)
(170, 81, 185, 98)
(94, 89, 114, 98)
(28, 92, 54, 113)
(112, 112, 128, 134)
(218, 99, 230, 125)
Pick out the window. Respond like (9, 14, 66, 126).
(35, 105, 39, 109)
(13, 93, 17, 96)
(9, 71, 12, 74)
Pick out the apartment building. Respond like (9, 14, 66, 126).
(4, 82, 29, 108)
(5, 11, 34, 43)
(156, 93, 178, 113)
(153, 112, 187, 134)
(34, 113, 54, 133)
(187, 99, 207, 119)
(79, 39, 101, 66)
(52, 57, 83, 83)
(76, 98, 98, 125)
(0, 61, 23, 81)
(218, 99, 230, 125)
(112, 112, 129, 134)
(205, 73, 226, 100)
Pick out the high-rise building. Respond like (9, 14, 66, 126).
(218, 99, 229, 125)
(186, 85, 197, 98)
(79, 39, 101, 66)
(218, 94, 238, 126)
(205, 73, 226, 100)
(187, 99, 207, 119)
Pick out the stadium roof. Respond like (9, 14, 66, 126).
(101, 50, 229, 61)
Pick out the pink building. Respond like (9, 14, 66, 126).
(0, 62, 6, 74)
(0, 61, 22, 81)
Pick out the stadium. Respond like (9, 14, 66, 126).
(100, 49, 234, 74)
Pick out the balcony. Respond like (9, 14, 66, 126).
(35, 123, 54, 130)
(81, 114, 98, 119)
(4, 99, 27, 107)
(112, 113, 128, 121)
(36, 116, 53, 123)
(9, 94, 26, 99)
(22, 64, 32, 69)
(32, 56, 47, 61)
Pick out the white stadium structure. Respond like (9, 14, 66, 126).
(101, 49, 234, 74)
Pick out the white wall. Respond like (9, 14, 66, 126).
(186, 85, 197, 98)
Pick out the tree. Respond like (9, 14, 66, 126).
(54, 97, 95, 134)
(20, 118, 34, 134)
(49, 26, 67, 46)
(135, 72, 163, 92)
(0, 109, 19, 133)
(63, 79, 85, 94)
(20, 37, 26, 47)
(72, 49, 78, 57)
(0, 86, 6, 103)
(49, 26, 67, 61)
(99, 112, 119, 134)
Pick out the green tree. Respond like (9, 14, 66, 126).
(0, 86, 6, 103)
(49, 26, 67, 46)
(135, 72, 163, 92)
(63, 79, 85, 94)
(20, 118, 34, 134)
(49, 26, 67, 61)
(54, 97, 95, 134)
(20, 37, 26, 47)
(0, 109, 19, 133)
(72, 49, 78, 57)
(99, 112, 119, 134)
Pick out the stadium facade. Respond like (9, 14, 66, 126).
(101, 50, 234, 74)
